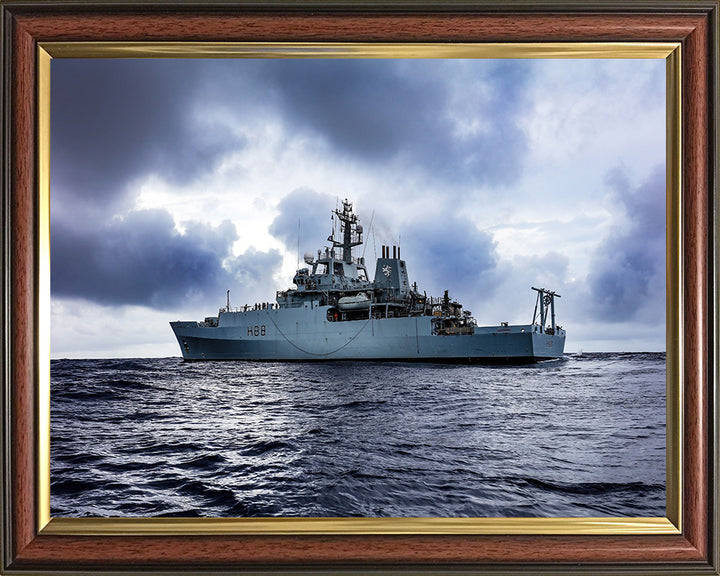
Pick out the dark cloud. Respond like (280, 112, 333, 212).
(268, 188, 337, 256)
(52, 59, 532, 219)
(51, 59, 244, 215)
(264, 60, 442, 161)
(51, 208, 281, 308)
(260, 59, 531, 187)
(586, 166, 665, 321)
(400, 212, 499, 301)
(225, 247, 284, 292)
(50, 59, 531, 312)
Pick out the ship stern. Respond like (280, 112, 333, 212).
(530, 328, 566, 360)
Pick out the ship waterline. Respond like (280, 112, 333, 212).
(171, 200, 565, 362)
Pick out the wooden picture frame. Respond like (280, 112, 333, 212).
(1, 1, 717, 574)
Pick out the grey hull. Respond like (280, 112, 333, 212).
(170, 305, 565, 363)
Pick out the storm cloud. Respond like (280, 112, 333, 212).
(51, 58, 533, 223)
(586, 166, 665, 321)
(269, 188, 337, 255)
(51, 208, 281, 308)
(51, 59, 244, 217)
(401, 212, 499, 301)
(51, 59, 532, 308)
(260, 59, 531, 187)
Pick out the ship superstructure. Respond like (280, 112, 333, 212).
(171, 199, 565, 362)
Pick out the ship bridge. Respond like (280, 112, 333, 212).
(276, 199, 374, 308)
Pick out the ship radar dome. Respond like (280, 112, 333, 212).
(303, 251, 314, 264)
(356, 224, 363, 234)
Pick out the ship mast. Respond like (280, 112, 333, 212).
(330, 199, 363, 263)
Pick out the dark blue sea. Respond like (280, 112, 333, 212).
(50, 353, 666, 518)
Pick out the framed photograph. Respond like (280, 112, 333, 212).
(1, 1, 717, 574)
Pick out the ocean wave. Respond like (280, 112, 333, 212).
(519, 476, 665, 496)
(240, 440, 297, 457)
(51, 354, 667, 518)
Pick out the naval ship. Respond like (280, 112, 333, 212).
(171, 200, 566, 362)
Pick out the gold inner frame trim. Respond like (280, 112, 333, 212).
(41, 41, 679, 59)
(44, 516, 677, 536)
(36, 41, 682, 537)
(37, 46, 52, 531)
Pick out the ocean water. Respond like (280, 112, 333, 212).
(50, 353, 666, 518)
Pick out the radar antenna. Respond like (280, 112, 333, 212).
(330, 198, 363, 263)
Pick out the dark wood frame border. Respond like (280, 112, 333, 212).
(1, 1, 717, 574)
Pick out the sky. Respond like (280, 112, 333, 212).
(50, 57, 667, 358)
